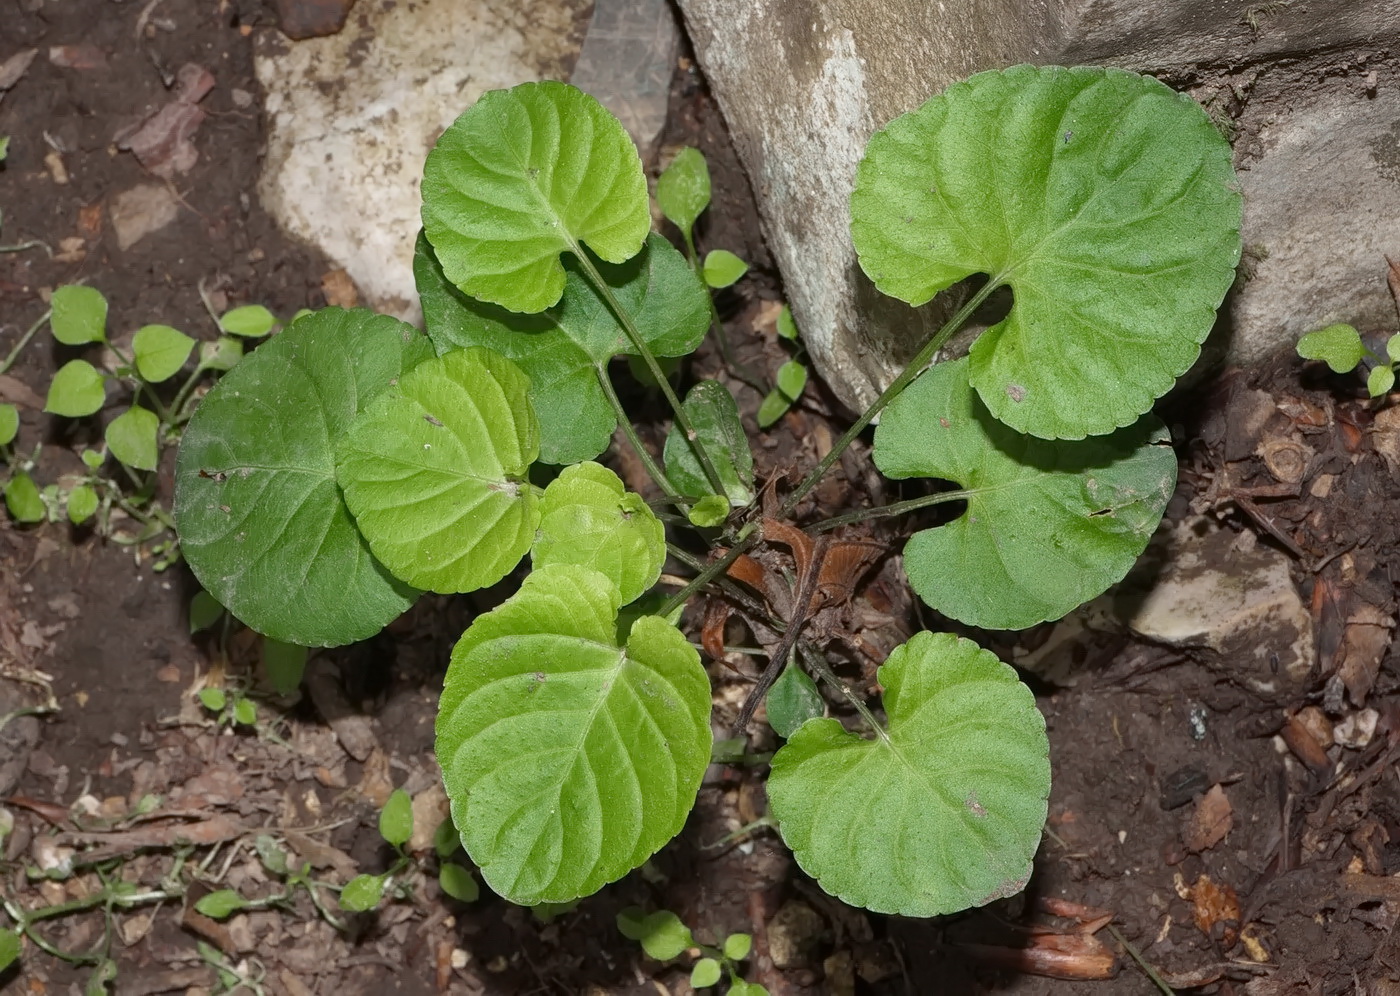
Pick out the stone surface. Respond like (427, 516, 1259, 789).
(571, 0, 680, 164)
(677, 0, 1400, 413)
(1126, 519, 1314, 699)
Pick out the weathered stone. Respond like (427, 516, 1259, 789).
(274, 0, 354, 41)
(677, 0, 1400, 413)
(571, 0, 680, 164)
(1127, 519, 1314, 698)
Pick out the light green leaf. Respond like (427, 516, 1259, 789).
(874, 357, 1175, 630)
(656, 146, 710, 242)
(766, 665, 823, 739)
(339, 874, 385, 912)
(198, 687, 226, 713)
(66, 484, 99, 525)
(5, 472, 44, 523)
(769, 632, 1049, 917)
(105, 405, 159, 471)
(133, 324, 196, 383)
(775, 360, 807, 400)
(437, 565, 712, 904)
(80, 449, 104, 470)
(45, 359, 106, 417)
(255, 835, 290, 876)
(687, 494, 729, 528)
(195, 890, 247, 919)
(723, 933, 752, 961)
(336, 346, 539, 594)
(0, 926, 18, 972)
(0, 403, 18, 446)
(198, 336, 243, 372)
(422, 81, 650, 314)
(533, 461, 664, 605)
(1369, 364, 1395, 398)
(691, 957, 723, 988)
(1388, 334, 1400, 365)
(438, 862, 480, 902)
(262, 638, 306, 695)
(1296, 323, 1365, 374)
(50, 285, 107, 345)
(851, 65, 1241, 439)
(0, 137, 8, 163)
(219, 305, 276, 338)
(664, 380, 754, 505)
(416, 231, 708, 465)
(617, 908, 691, 960)
(379, 788, 413, 847)
(776, 306, 799, 341)
(702, 249, 748, 289)
(189, 590, 225, 633)
(174, 308, 424, 647)
(233, 698, 257, 725)
(756, 388, 794, 428)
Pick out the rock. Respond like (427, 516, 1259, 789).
(676, 0, 1400, 413)
(274, 0, 354, 40)
(766, 900, 826, 969)
(1127, 519, 1314, 698)
(571, 0, 681, 164)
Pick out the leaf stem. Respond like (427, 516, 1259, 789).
(658, 521, 759, 617)
(594, 365, 685, 505)
(0, 308, 51, 376)
(571, 249, 729, 498)
(809, 488, 974, 533)
(779, 279, 1000, 518)
(797, 641, 888, 742)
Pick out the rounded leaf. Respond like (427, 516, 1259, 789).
(1388, 334, 1400, 365)
(1296, 323, 1364, 373)
(663, 380, 754, 505)
(422, 81, 650, 314)
(634, 909, 692, 961)
(851, 65, 1241, 439)
(775, 360, 807, 400)
(336, 347, 540, 594)
(106, 405, 159, 471)
(874, 357, 1175, 630)
(379, 788, 413, 847)
(262, 638, 306, 695)
(195, 890, 247, 920)
(438, 862, 479, 902)
(198, 336, 243, 372)
(133, 324, 196, 382)
(702, 249, 747, 289)
(756, 388, 793, 429)
(691, 957, 723, 988)
(533, 461, 664, 605)
(4, 472, 44, 523)
(766, 665, 824, 739)
(174, 308, 424, 647)
(233, 698, 257, 725)
(687, 494, 729, 528)
(0, 403, 17, 446)
(1369, 364, 1395, 398)
(45, 359, 105, 417)
(339, 874, 385, 912)
(437, 565, 712, 904)
(66, 484, 99, 525)
(198, 687, 226, 712)
(769, 632, 1050, 917)
(50, 285, 107, 345)
(219, 305, 276, 338)
(723, 933, 752, 961)
(656, 146, 710, 239)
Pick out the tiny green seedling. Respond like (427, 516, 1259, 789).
(338, 789, 480, 913)
(1296, 322, 1400, 398)
(172, 68, 1239, 919)
(617, 907, 765, 994)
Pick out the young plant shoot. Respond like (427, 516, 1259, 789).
(173, 67, 1240, 918)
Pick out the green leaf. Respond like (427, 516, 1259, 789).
(691, 958, 723, 988)
(437, 565, 712, 904)
(339, 874, 385, 912)
(80, 449, 104, 470)
(219, 305, 276, 338)
(377, 788, 413, 847)
(336, 347, 539, 594)
(874, 357, 1174, 630)
(195, 890, 247, 919)
(1296, 323, 1365, 374)
(422, 81, 651, 314)
(174, 308, 424, 647)
(66, 484, 99, 525)
(50, 285, 107, 345)
(756, 388, 794, 428)
(533, 461, 664, 605)
(133, 324, 196, 383)
(775, 360, 807, 400)
(687, 494, 730, 528)
(433, 817, 460, 858)
(766, 664, 824, 739)
(723, 933, 752, 961)
(851, 65, 1241, 439)
(664, 380, 754, 505)
(0, 926, 19, 972)
(1388, 334, 1400, 365)
(416, 231, 708, 465)
(45, 359, 106, 417)
(768, 631, 1050, 917)
(656, 146, 710, 242)
(1369, 364, 1395, 398)
(0, 137, 8, 163)
(233, 698, 257, 725)
(618, 908, 692, 960)
(255, 835, 290, 876)
(702, 249, 748, 289)
(729, 983, 769, 996)
(776, 306, 799, 341)
(0, 403, 17, 446)
(105, 405, 159, 471)
(5, 473, 43, 523)
(262, 638, 306, 695)
(198, 337, 243, 372)
(198, 687, 226, 712)
(438, 862, 480, 902)
(189, 590, 225, 633)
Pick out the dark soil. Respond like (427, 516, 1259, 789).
(3, 4, 1398, 996)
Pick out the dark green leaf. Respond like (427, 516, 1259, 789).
(766, 665, 823, 739)
(189, 590, 225, 633)
(756, 388, 793, 429)
(433, 817, 460, 858)
(438, 862, 480, 902)
(0, 926, 19, 972)
(262, 638, 306, 695)
(663, 380, 754, 505)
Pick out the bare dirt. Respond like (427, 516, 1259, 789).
(3, 4, 1400, 995)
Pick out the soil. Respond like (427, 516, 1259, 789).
(3, 4, 1400, 996)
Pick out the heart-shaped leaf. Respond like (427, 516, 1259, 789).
(533, 461, 665, 605)
(656, 146, 710, 245)
(437, 565, 712, 905)
(768, 631, 1049, 917)
(106, 405, 159, 471)
(174, 307, 426, 647)
(133, 324, 196, 383)
(663, 380, 753, 505)
(50, 285, 107, 345)
(702, 249, 747, 289)
(66, 484, 99, 525)
(5, 472, 44, 523)
(1296, 323, 1364, 374)
(45, 359, 106, 417)
(851, 64, 1241, 439)
(873, 357, 1175, 630)
(416, 231, 708, 464)
(336, 346, 540, 595)
(422, 81, 651, 314)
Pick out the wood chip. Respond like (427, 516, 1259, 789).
(0, 48, 37, 93)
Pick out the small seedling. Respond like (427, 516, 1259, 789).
(617, 907, 765, 994)
(336, 789, 480, 913)
(1296, 322, 1400, 398)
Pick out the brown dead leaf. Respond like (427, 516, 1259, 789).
(1280, 712, 1331, 772)
(116, 63, 216, 178)
(357, 746, 394, 808)
(283, 830, 357, 877)
(0, 49, 37, 94)
(1188, 874, 1240, 947)
(49, 44, 109, 70)
(1336, 603, 1394, 706)
(1184, 784, 1233, 853)
(320, 268, 358, 308)
(78, 202, 103, 239)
